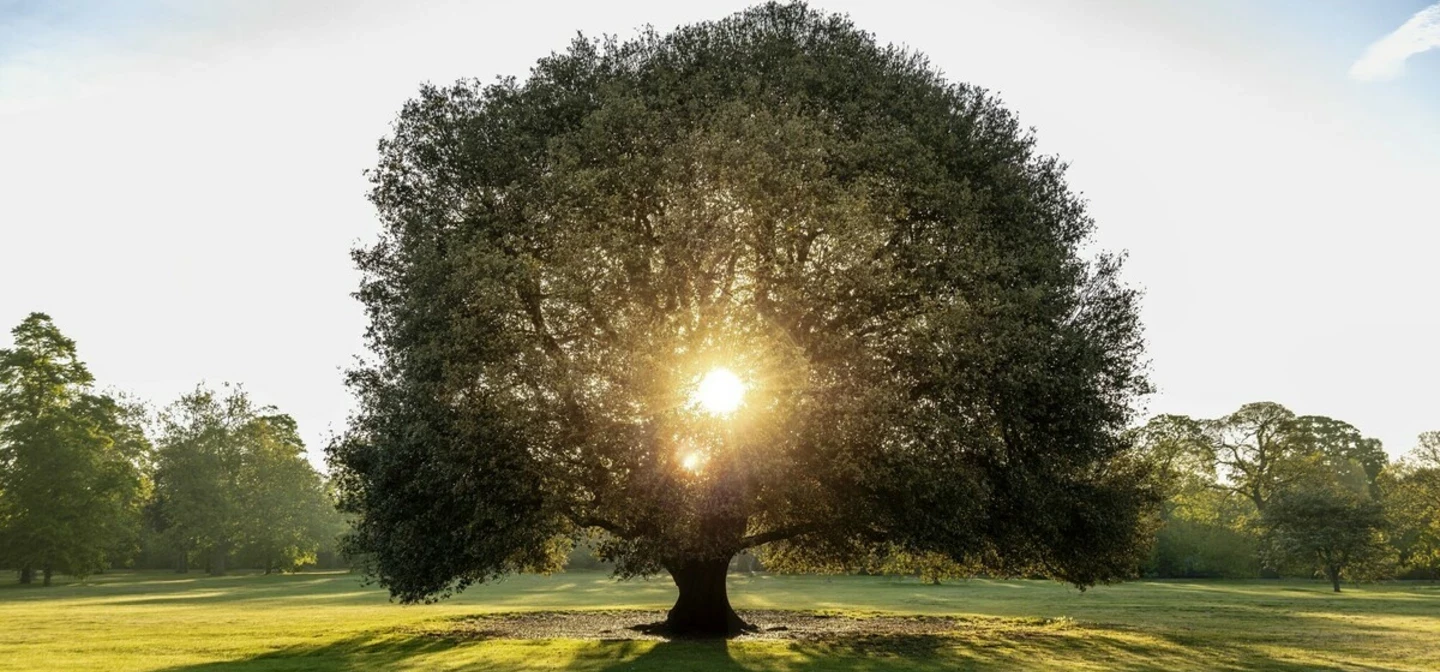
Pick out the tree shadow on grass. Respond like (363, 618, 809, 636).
(565, 628, 1365, 672)
(150, 623, 1370, 672)
(151, 634, 463, 672)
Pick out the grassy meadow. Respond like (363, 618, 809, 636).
(1, 570, 1436, 671)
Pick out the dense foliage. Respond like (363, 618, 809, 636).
(151, 386, 341, 575)
(1384, 435, 1440, 579)
(0, 314, 147, 584)
(330, 2, 1156, 633)
(1132, 402, 1436, 588)
(0, 314, 342, 582)
(1263, 483, 1389, 591)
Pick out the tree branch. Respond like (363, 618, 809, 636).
(738, 524, 819, 549)
(570, 513, 628, 538)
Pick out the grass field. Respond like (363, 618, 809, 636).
(2, 570, 1436, 671)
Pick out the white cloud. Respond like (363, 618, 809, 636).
(1350, 2, 1440, 81)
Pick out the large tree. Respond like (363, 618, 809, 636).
(330, 3, 1155, 636)
(0, 313, 147, 585)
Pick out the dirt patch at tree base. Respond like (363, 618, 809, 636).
(408, 610, 1079, 642)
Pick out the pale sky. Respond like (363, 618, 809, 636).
(2, 0, 1437, 468)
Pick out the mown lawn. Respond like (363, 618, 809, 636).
(1, 570, 1436, 671)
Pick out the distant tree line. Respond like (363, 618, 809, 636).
(1133, 403, 1440, 590)
(0, 314, 345, 585)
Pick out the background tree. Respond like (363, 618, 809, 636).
(152, 387, 245, 574)
(1133, 415, 1212, 489)
(72, 393, 153, 571)
(1384, 433, 1440, 578)
(330, 2, 1155, 636)
(1134, 415, 1258, 577)
(1411, 431, 1440, 468)
(0, 313, 147, 585)
(1200, 402, 1305, 513)
(1286, 415, 1387, 499)
(153, 386, 333, 576)
(235, 414, 340, 574)
(1136, 405, 1390, 580)
(1262, 483, 1390, 592)
(873, 548, 976, 585)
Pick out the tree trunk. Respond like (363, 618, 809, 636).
(19, 567, 33, 584)
(209, 549, 227, 576)
(42, 567, 52, 587)
(1328, 565, 1341, 593)
(176, 550, 189, 574)
(664, 557, 750, 637)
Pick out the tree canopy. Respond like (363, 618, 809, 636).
(0, 312, 339, 585)
(1132, 402, 1398, 583)
(1263, 483, 1390, 592)
(0, 313, 147, 584)
(1384, 434, 1440, 579)
(330, 2, 1155, 635)
(1141, 402, 1387, 514)
(152, 385, 337, 575)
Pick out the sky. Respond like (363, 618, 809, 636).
(1, 0, 1437, 468)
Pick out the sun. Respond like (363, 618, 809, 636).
(680, 452, 704, 473)
(692, 367, 746, 415)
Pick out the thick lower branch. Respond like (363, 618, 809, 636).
(568, 511, 630, 538)
(738, 523, 818, 549)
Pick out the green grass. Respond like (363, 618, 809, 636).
(2, 570, 1436, 671)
